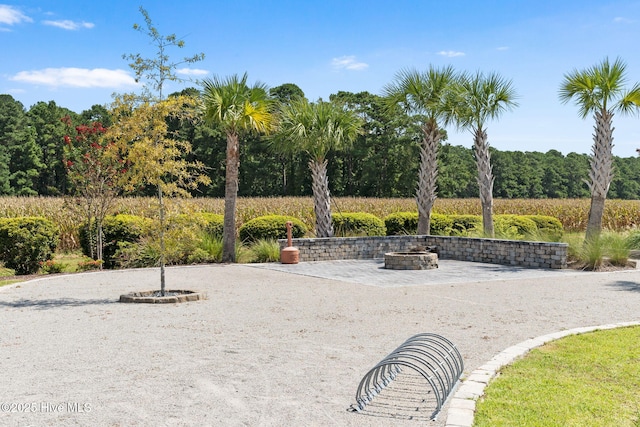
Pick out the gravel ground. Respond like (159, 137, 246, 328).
(1, 262, 639, 426)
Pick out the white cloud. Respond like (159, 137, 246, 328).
(177, 68, 209, 76)
(11, 68, 138, 88)
(43, 20, 94, 30)
(331, 55, 369, 71)
(0, 5, 33, 26)
(496, 46, 509, 51)
(613, 16, 634, 24)
(437, 50, 465, 58)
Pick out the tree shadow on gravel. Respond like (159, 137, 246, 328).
(0, 298, 117, 310)
(608, 280, 640, 292)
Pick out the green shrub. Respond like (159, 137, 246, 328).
(332, 212, 386, 237)
(384, 212, 418, 235)
(449, 215, 482, 236)
(494, 215, 538, 240)
(113, 239, 159, 269)
(80, 214, 152, 269)
(39, 259, 67, 274)
(524, 215, 564, 241)
(384, 211, 452, 236)
(250, 239, 281, 263)
(171, 212, 224, 238)
(239, 215, 307, 243)
(430, 213, 454, 235)
(193, 233, 223, 263)
(0, 217, 59, 275)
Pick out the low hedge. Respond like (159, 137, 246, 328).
(239, 215, 307, 243)
(524, 215, 564, 241)
(0, 217, 59, 275)
(384, 212, 452, 235)
(332, 212, 386, 237)
(494, 215, 538, 240)
(384, 212, 418, 235)
(449, 215, 483, 235)
(382, 211, 564, 240)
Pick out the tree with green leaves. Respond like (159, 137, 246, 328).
(270, 98, 362, 237)
(123, 7, 205, 101)
(559, 57, 640, 240)
(122, 6, 207, 294)
(0, 95, 42, 195)
(201, 73, 273, 261)
(383, 66, 457, 235)
(329, 90, 420, 198)
(27, 101, 77, 195)
(451, 71, 518, 237)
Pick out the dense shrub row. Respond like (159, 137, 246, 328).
(239, 215, 306, 242)
(0, 210, 565, 273)
(383, 212, 563, 240)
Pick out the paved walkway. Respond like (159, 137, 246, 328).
(1, 262, 639, 426)
(250, 259, 576, 287)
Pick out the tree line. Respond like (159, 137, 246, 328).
(1, 91, 639, 200)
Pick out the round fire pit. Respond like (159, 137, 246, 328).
(384, 252, 438, 270)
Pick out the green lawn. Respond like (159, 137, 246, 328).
(474, 326, 640, 427)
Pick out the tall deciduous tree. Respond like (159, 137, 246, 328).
(451, 71, 518, 237)
(329, 91, 420, 198)
(383, 66, 456, 235)
(270, 98, 362, 237)
(559, 57, 640, 240)
(123, 6, 206, 294)
(62, 116, 126, 264)
(201, 73, 273, 261)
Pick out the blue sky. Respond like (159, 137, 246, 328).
(2, 1, 640, 157)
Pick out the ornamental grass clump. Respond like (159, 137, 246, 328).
(249, 239, 281, 263)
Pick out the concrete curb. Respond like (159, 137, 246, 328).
(444, 321, 640, 427)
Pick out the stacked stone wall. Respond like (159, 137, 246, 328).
(278, 235, 567, 269)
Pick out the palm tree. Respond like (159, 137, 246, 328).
(270, 99, 362, 237)
(201, 73, 272, 262)
(383, 66, 457, 235)
(559, 57, 640, 241)
(451, 71, 518, 237)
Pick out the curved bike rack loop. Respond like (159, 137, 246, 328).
(348, 333, 463, 420)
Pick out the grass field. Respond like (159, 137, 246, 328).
(473, 326, 640, 427)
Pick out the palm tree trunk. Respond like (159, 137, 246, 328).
(585, 111, 614, 241)
(416, 121, 441, 235)
(222, 132, 239, 262)
(309, 159, 333, 238)
(474, 128, 495, 237)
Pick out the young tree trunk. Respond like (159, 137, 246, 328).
(585, 111, 614, 241)
(474, 128, 495, 237)
(309, 159, 333, 238)
(416, 121, 441, 235)
(158, 186, 166, 295)
(222, 132, 240, 262)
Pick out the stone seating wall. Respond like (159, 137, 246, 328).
(278, 235, 567, 269)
